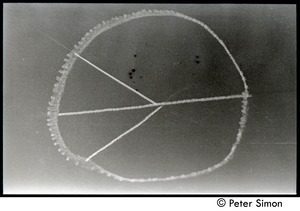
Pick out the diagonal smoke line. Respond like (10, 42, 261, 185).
(74, 53, 156, 104)
(85, 106, 163, 161)
(37, 28, 156, 105)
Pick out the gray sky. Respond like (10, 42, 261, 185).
(3, 4, 296, 194)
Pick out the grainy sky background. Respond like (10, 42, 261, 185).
(3, 4, 296, 194)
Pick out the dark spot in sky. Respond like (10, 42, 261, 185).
(140, 76, 143, 79)
(134, 55, 137, 57)
(129, 76, 133, 79)
(132, 69, 136, 72)
(135, 89, 139, 91)
(195, 61, 200, 64)
(129, 72, 132, 75)
(196, 55, 199, 58)
(133, 81, 135, 83)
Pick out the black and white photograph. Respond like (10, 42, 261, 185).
(3, 3, 296, 194)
